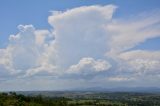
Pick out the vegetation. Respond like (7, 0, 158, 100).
(0, 92, 68, 106)
(0, 92, 160, 106)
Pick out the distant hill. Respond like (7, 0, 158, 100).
(71, 87, 160, 93)
(13, 87, 160, 99)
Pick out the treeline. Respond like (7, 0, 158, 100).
(0, 92, 68, 106)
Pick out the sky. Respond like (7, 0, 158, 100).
(0, 0, 160, 91)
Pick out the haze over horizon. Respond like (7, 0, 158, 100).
(0, 0, 160, 91)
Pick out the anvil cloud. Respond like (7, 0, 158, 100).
(0, 4, 160, 90)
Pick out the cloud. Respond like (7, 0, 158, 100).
(106, 10, 160, 56)
(108, 76, 135, 82)
(0, 5, 117, 79)
(35, 29, 52, 46)
(118, 50, 160, 75)
(0, 4, 160, 89)
(67, 57, 111, 76)
(48, 5, 117, 68)
(0, 25, 56, 77)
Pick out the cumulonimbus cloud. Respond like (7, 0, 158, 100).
(0, 4, 160, 88)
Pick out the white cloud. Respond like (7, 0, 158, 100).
(49, 5, 117, 25)
(0, 5, 117, 78)
(35, 29, 52, 46)
(108, 76, 135, 82)
(48, 5, 117, 68)
(0, 5, 160, 89)
(106, 11, 160, 56)
(0, 25, 57, 76)
(67, 57, 111, 75)
(118, 50, 160, 74)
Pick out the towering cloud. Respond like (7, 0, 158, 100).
(0, 25, 56, 77)
(0, 5, 160, 90)
(48, 5, 117, 68)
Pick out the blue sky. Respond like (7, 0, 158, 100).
(0, 0, 160, 91)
